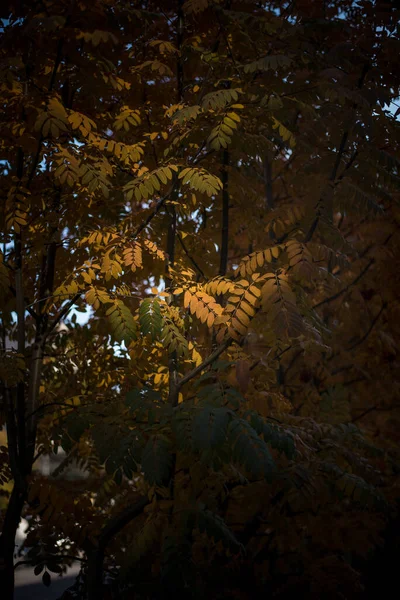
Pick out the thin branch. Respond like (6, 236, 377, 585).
(352, 404, 400, 423)
(177, 232, 205, 278)
(178, 338, 231, 389)
(304, 63, 370, 243)
(272, 153, 295, 183)
(263, 154, 274, 210)
(313, 258, 374, 308)
(347, 301, 386, 351)
(99, 496, 149, 549)
(132, 183, 176, 239)
(219, 151, 230, 276)
(50, 446, 78, 479)
(48, 292, 81, 334)
(337, 148, 359, 181)
(14, 232, 27, 474)
(7, 281, 38, 320)
(14, 555, 86, 571)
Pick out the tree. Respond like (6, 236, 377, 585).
(0, 0, 399, 598)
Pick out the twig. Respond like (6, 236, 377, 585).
(48, 293, 81, 335)
(347, 301, 386, 351)
(313, 258, 374, 308)
(219, 151, 230, 276)
(132, 182, 176, 239)
(304, 63, 370, 242)
(177, 232, 205, 278)
(178, 338, 231, 389)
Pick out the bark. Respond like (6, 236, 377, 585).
(0, 486, 26, 600)
(85, 497, 149, 600)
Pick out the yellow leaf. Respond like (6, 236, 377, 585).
(271, 246, 280, 259)
(241, 302, 255, 317)
(184, 290, 191, 308)
(235, 308, 250, 326)
(231, 318, 248, 336)
(190, 296, 198, 314)
(198, 305, 209, 323)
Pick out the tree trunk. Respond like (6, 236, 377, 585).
(0, 485, 26, 600)
(86, 547, 105, 600)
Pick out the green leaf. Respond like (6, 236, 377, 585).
(196, 509, 243, 550)
(42, 571, 51, 587)
(192, 406, 231, 451)
(141, 434, 173, 485)
(172, 409, 194, 453)
(106, 300, 137, 344)
(228, 418, 276, 479)
(248, 412, 296, 459)
(243, 54, 292, 74)
(139, 298, 163, 340)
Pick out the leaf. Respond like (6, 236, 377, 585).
(178, 167, 222, 196)
(261, 272, 304, 339)
(192, 407, 231, 451)
(106, 300, 137, 344)
(196, 509, 243, 550)
(141, 435, 173, 485)
(139, 298, 163, 340)
(42, 571, 51, 587)
(172, 104, 202, 125)
(243, 55, 292, 74)
(114, 106, 141, 131)
(271, 117, 296, 147)
(228, 418, 276, 479)
(249, 413, 296, 459)
(201, 88, 242, 110)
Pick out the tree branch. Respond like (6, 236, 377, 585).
(177, 338, 231, 390)
(263, 153, 273, 210)
(177, 231, 205, 279)
(313, 258, 374, 308)
(347, 301, 386, 351)
(99, 496, 149, 549)
(131, 182, 176, 239)
(219, 150, 230, 277)
(48, 292, 81, 334)
(304, 63, 370, 243)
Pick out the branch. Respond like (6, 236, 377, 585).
(352, 403, 400, 423)
(8, 285, 38, 320)
(131, 183, 176, 239)
(3, 385, 24, 489)
(304, 63, 370, 243)
(347, 301, 386, 351)
(48, 292, 81, 334)
(14, 555, 85, 571)
(219, 150, 230, 276)
(14, 233, 27, 473)
(177, 338, 231, 390)
(99, 496, 149, 549)
(50, 446, 78, 479)
(177, 232, 205, 279)
(263, 153, 274, 210)
(313, 258, 374, 308)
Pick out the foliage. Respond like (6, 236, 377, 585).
(0, 1, 400, 599)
